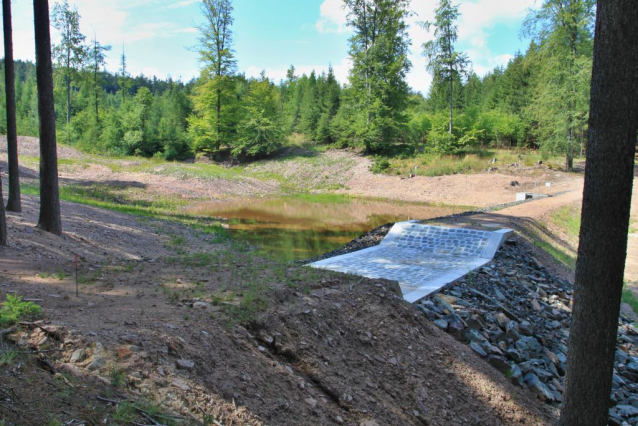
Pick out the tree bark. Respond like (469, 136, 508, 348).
(0, 171, 6, 246)
(3, 0, 21, 212)
(33, 0, 62, 236)
(560, 1, 638, 425)
(449, 74, 453, 135)
(565, 128, 574, 172)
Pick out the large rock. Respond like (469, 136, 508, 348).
(524, 373, 554, 402)
(487, 355, 511, 374)
(515, 336, 543, 355)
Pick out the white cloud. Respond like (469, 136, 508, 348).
(406, 0, 437, 94)
(408, 0, 534, 92)
(165, 0, 200, 10)
(456, 0, 535, 75)
(316, 0, 349, 34)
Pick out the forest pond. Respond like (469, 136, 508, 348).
(188, 196, 470, 262)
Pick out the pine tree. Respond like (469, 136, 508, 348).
(2, 0, 21, 212)
(52, 0, 88, 144)
(344, 0, 412, 152)
(422, 0, 470, 136)
(560, 1, 638, 423)
(235, 72, 282, 158)
(189, 0, 237, 153)
(88, 33, 110, 135)
(523, 0, 595, 170)
(34, 0, 62, 236)
(0, 171, 6, 245)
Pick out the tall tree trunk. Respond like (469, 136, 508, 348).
(449, 75, 453, 135)
(66, 72, 71, 144)
(3, 0, 21, 212)
(560, 1, 638, 424)
(216, 83, 221, 151)
(0, 171, 6, 246)
(565, 128, 574, 171)
(95, 60, 99, 131)
(33, 0, 62, 236)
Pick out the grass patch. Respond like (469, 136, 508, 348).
(290, 192, 353, 204)
(38, 268, 67, 280)
(110, 368, 126, 388)
(382, 148, 565, 177)
(168, 252, 218, 268)
(0, 295, 42, 328)
(0, 348, 18, 367)
(21, 182, 228, 243)
(113, 400, 177, 425)
(551, 204, 581, 239)
(531, 239, 577, 270)
(622, 289, 638, 316)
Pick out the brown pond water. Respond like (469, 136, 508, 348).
(188, 196, 469, 261)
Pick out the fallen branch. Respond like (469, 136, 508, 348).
(0, 326, 17, 339)
(96, 395, 121, 405)
(137, 410, 162, 426)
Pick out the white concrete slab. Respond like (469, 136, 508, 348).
(310, 222, 512, 303)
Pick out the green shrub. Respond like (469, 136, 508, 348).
(0, 295, 42, 328)
(370, 157, 391, 174)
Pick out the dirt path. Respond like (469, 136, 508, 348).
(339, 151, 581, 207)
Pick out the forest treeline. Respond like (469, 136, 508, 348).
(0, 0, 594, 166)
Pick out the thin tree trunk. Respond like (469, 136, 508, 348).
(216, 83, 221, 151)
(449, 75, 453, 135)
(3, 0, 21, 212)
(34, 0, 62, 236)
(566, 128, 574, 171)
(560, 1, 638, 424)
(95, 58, 99, 131)
(0, 171, 6, 246)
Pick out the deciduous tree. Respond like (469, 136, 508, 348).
(560, 1, 638, 424)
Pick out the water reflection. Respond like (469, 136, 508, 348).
(189, 197, 465, 261)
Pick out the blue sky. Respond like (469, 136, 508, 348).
(1, 0, 536, 94)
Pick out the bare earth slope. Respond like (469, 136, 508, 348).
(3, 136, 624, 425)
(1, 195, 556, 425)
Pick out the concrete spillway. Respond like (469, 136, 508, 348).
(310, 221, 512, 303)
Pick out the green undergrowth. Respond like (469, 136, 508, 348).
(551, 204, 581, 239)
(376, 148, 565, 177)
(290, 192, 354, 204)
(21, 183, 229, 242)
(531, 239, 577, 270)
(622, 289, 638, 316)
(0, 295, 42, 328)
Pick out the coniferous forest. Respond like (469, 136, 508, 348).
(0, 0, 594, 169)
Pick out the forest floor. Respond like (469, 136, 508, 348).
(0, 136, 632, 425)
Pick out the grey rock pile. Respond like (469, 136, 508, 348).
(416, 239, 638, 425)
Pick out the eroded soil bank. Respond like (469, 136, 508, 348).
(0, 136, 603, 425)
(1, 195, 558, 425)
